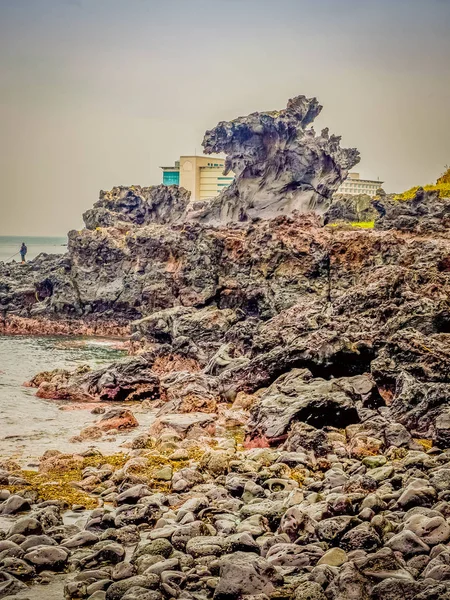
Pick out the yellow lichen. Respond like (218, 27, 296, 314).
(395, 168, 450, 200)
(326, 221, 374, 229)
(3, 443, 224, 509)
(350, 221, 375, 229)
(227, 427, 246, 451)
(186, 446, 207, 463)
(5, 453, 129, 509)
(289, 468, 307, 487)
(7, 470, 97, 509)
(415, 438, 433, 451)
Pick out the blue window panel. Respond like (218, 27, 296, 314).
(163, 172, 180, 186)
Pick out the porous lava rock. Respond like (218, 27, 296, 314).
(83, 184, 190, 229)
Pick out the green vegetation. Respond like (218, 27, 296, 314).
(395, 166, 450, 200)
(5, 454, 113, 509)
(349, 221, 375, 229)
(437, 166, 450, 185)
(326, 221, 375, 230)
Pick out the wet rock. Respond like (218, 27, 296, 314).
(132, 538, 173, 561)
(23, 545, 68, 571)
(97, 408, 139, 432)
(61, 530, 100, 548)
(20, 535, 57, 551)
(0, 557, 36, 580)
(121, 589, 162, 600)
(213, 552, 282, 600)
(0, 572, 28, 598)
(386, 530, 430, 557)
(186, 536, 225, 558)
(145, 557, 179, 575)
(64, 568, 112, 597)
(79, 542, 126, 569)
(266, 542, 323, 568)
(317, 547, 348, 567)
(171, 521, 209, 551)
(105, 575, 160, 600)
(293, 581, 327, 600)
(102, 525, 140, 547)
(87, 592, 107, 600)
(0, 541, 23, 560)
(111, 561, 137, 581)
(7, 517, 43, 537)
(404, 513, 450, 545)
(116, 485, 152, 505)
(86, 580, 113, 595)
(248, 369, 360, 441)
(396, 478, 437, 509)
(0, 495, 30, 515)
(152, 413, 216, 438)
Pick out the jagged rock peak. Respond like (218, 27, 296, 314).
(83, 184, 190, 230)
(188, 95, 360, 224)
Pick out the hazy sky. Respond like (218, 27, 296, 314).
(1, 0, 449, 235)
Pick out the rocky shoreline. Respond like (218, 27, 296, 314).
(2, 95, 450, 599)
(2, 415, 450, 600)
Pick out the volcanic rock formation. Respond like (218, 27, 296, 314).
(83, 184, 190, 230)
(3, 95, 450, 600)
(189, 95, 360, 224)
(1, 94, 450, 451)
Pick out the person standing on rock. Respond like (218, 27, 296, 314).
(20, 242, 27, 264)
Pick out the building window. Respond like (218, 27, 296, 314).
(163, 171, 180, 186)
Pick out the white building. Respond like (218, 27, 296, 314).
(337, 173, 383, 197)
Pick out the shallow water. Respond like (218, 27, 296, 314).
(0, 335, 156, 463)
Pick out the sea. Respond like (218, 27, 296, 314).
(0, 235, 67, 263)
(0, 237, 158, 463)
(0, 336, 157, 463)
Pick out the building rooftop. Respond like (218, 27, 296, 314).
(346, 172, 382, 184)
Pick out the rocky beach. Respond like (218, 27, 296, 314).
(1, 95, 450, 600)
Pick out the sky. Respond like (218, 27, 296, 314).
(0, 0, 449, 236)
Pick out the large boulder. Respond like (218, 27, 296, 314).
(213, 551, 282, 599)
(248, 369, 360, 440)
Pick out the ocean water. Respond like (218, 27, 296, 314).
(0, 235, 67, 263)
(0, 336, 157, 463)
